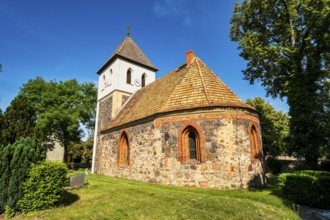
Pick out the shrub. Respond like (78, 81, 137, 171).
(4, 205, 16, 219)
(279, 170, 330, 209)
(18, 161, 68, 213)
(320, 160, 330, 171)
(265, 156, 281, 174)
(0, 137, 45, 213)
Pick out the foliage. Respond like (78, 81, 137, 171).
(230, 0, 330, 167)
(18, 77, 97, 162)
(68, 135, 93, 163)
(0, 109, 3, 147)
(12, 174, 299, 220)
(247, 97, 289, 156)
(4, 205, 16, 219)
(1, 94, 38, 146)
(265, 156, 282, 174)
(18, 162, 68, 213)
(279, 171, 330, 209)
(0, 137, 45, 213)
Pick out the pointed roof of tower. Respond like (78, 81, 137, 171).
(97, 35, 158, 74)
(103, 51, 256, 131)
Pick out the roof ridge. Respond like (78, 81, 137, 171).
(115, 37, 127, 54)
(195, 58, 211, 105)
(159, 65, 189, 112)
(197, 57, 247, 105)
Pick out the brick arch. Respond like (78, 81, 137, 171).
(118, 129, 130, 165)
(248, 122, 262, 160)
(178, 121, 206, 164)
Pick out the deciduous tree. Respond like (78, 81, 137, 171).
(20, 77, 97, 163)
(230, 0, 330, 167)
(68, 135, 93, 164)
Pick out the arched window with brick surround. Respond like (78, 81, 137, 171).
(118, 131, 129, 165)
(178, 122, 206, 164)
(249, 124, 261, 159)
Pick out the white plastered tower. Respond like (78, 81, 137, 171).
(91, 32, 158, 173)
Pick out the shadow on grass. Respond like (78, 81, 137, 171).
(60, 190, 80, 206)
(248, 173, 295, 210)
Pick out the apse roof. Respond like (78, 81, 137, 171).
(104, 52, 255, 130)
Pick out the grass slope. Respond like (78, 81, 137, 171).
(15, 174, 299, 220)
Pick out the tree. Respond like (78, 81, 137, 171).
(20, 77, 97, 163)
(0, 109, 3, 147)
(247, 97, 289, 156)
(230, 0, 330, 167)
(68, 135, 94, 163)
(1, 94, 38, 146)
(0, 137, 45, 213)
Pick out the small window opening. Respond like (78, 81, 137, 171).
(126, 69, 132, 84)
(109, 69, 112, 85)
(141, 73, 146, 87)
(188, 132, 197, 160)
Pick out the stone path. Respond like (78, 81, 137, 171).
(299, 205, 330, 220)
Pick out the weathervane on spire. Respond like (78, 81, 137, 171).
(126, 26, 131, 37)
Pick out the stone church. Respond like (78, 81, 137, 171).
(91, 33, 266, 188)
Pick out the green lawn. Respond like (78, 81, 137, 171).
(14, 173, 299, 220)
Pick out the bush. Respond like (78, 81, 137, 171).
(18, 161, 68, 213)
(4, 205, 16, 219)
(279, 170, 330, 209)
(0, 137, 45, 213)
(265, 156, 282, 174)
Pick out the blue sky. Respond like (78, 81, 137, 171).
(0, 0, 288, 113)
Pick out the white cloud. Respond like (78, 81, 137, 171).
(153, 0, 179, 16)
(183, 15, 191, 27)
(152, 0, 191, 27)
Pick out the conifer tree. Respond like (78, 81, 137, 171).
(0, 137, 45, 213)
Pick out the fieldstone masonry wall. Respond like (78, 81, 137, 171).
(98, 95, 113, 130)
(96, 109, 266, 188)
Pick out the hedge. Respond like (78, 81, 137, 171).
(18, 161, 68, 213)
(279, 170, 330, 209)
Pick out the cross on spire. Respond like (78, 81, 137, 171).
(126, 26, 131, 37)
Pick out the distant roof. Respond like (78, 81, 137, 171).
(103, 54, 255, 131)
(97, 36, 158, 74)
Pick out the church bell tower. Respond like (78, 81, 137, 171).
(92, 30, 158, 173)
(95, 30, 158, 131)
